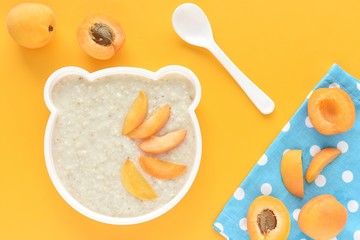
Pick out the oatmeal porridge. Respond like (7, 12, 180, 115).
(49, 71, 198, 217)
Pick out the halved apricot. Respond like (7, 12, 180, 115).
(305, 148, 341, 183)
(308, 88, 355, 135)
(77, 14, 125, 60)
(298, 194, 347, 239)
(247, 195, 290, 240)
(122, 91, 148, 135)
(121, 159, 157, 200)
(139, 156, 186, 180)
(128, 104, 171, 140)
(280, 150, 304, 198)
(138, 129, 187, 154)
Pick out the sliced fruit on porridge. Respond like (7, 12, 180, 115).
(128, 104, 171, 140)
(139, 129, 187, 154)
(122, 90, 148, 135)
(139, 156, 186, 180)
(121, 159, 157, 200)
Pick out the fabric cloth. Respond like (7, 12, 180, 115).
(213, 64, 360, 239)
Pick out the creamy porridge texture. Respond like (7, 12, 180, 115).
(51, 73, 197, 217)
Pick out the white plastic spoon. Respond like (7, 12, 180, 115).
(172, 3, 275, 115)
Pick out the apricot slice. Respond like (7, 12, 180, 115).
(122, 91, 148, 135)
(308, 88, 355, 135)
(280, 150, 304, 198)
(77, 14, 125, 60)
(139, 156, 186, 180)
(121, 159, 157, 200)
(247, 195, 290, 240)
(128, 104, 171, 140)
(298, 194, 347, 239)
(6, 3, 55, 49)
(138, 129, 187, 154)
(305, 148, 341, 183)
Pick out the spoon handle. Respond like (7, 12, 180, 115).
(207, 41, 275, 114)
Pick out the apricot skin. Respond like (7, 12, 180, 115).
(139, 129, 187, 154)
(139, 156, 186, 180)
(280, 150, 304, 198)
(247, 195, 290, 240)
(298, 194, 347, 240)
(308, 88, 355, 135)
(77, 14, 125, 60)
(128, 104, 171, 140)
(6, 3, 55, 49)
(121, 159, 157, 201)
(122, 91, 148, 135)
(305, 148, 341, 183)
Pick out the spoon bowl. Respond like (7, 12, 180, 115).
(172, 3, 214, 48)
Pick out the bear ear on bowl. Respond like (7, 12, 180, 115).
(155, 65, 201, 111)
(44, 67, 90, 112)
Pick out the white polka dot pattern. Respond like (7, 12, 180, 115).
(292, 209, 300, 221)
(239, 218, 247, 231)
(282, 122, 290, 132)
(329, 83, 340, 88)
(315, 175, 326, 187)
(348, 200, 359, 213)
(234, 187, 245, 200)
(257, 154, 268, 166)
(310, 145, 321, 157)
(260, 183, 272, 195)
(337, 141, 349, 153)
(342, 170, 353, 183)
(305, 116, 313, 128)
(354, 230, 360, 240)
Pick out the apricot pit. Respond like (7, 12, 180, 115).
(77, 14, 125, 60)
(247, 195, 290, 240)
(308, 88, 355, 135)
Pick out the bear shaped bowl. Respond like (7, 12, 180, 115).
(44, 65, 202, 225)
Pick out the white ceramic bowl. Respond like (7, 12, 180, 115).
(44, 65, 202, 225)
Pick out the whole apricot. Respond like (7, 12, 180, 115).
(298, 194, 347, 240)
(247, 195, 290, 240)
(77, 14, 125, 60)
(6, 3, 55, 49)
(308, 88, 355, 135)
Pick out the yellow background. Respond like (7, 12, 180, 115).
(1, 0, 360, 239)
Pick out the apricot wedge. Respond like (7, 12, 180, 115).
(139, 156, 186, 180)
(280, 150, 304, 198)
(298, 194, 347, 239)
(305, 148, 341, 183)
(121, 159, 157, 200)
(247, 195, 290, 240)
(122, 91, 148, 135)
(308, 88, 355, 135)
(128, 104, 171, 140)
(138, 129, 187, 154)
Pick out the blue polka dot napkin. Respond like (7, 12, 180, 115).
(213, 64, 360, 240)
